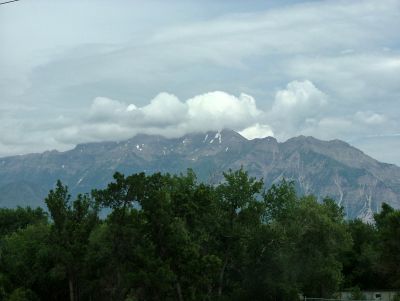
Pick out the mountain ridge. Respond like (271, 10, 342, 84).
(1, 129, 399, 220)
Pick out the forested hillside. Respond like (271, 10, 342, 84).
(0, 169, 399, 301)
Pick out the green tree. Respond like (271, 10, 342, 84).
(341, 219, 380, 289)
(93, 170, 222, 301)
(215, 168, 264, 298)
(294, 197, 351, 297)
(0, 223, 65, 300)
(45, 180, 99, 301)
(263, 179, 297, 223)
(238, 179, 300, 301)
(374, 203, 400, 287)
(0, 169, 375, 300)
(92, 172, 150, 300)
(0, 207, 47, 238)
(0, 206, 49, 299)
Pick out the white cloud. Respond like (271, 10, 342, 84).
(141, 93, 187, 126)
(261, 81, 392, 141)
(49, 91, 267, 144)
(271, 80, 327, 118)
(268, 80, 328, 139)
(239, 123, 274, 140)
(89, 97, 130, 122)
(186, 92, 261, 131)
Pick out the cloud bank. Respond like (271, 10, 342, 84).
(55, 81, 328, 144)
(61, 91, 264, 143)
(1, 80, 391, 159)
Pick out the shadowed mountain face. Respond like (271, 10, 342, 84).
(1, 129, 399, 220)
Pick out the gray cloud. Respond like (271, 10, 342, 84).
(0, 0, 400, 165)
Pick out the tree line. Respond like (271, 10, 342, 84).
(0, 168, 399, 301)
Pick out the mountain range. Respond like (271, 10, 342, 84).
(1, 129, 399, 220)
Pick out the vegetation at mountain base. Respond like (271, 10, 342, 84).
(0, 168, 399, 301)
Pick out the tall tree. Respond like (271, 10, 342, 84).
(294, 197, 351, 297)
(92, 172, 150, 300)
(45, 180, 98, 301)
(341, 219, 380, 289)
(215, 168, 264, 298)
(374, 203, 400, 287)
(238, 179, 300, 301)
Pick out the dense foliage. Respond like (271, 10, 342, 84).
(0, 169, 399, 301)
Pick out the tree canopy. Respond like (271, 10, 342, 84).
(0, 169, 399, 301)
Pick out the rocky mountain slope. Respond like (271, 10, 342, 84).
(1, 129, 400, 220)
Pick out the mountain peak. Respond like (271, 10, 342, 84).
(181, 129, 247, 145)
(1, 131, 399, 221)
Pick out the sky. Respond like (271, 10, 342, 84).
(0, 0, 400, 165)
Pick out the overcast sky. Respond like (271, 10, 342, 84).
(1, 0, 400, 165)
